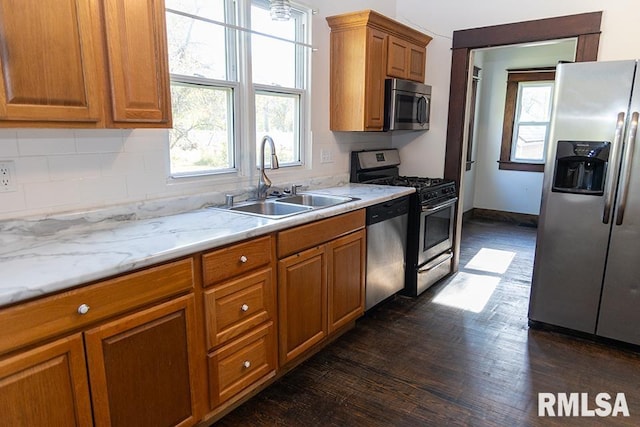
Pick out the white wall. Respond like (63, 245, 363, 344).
(0, 0, 395, 220)
(470, 41, 575, 215)
(394, 0, 640, 183)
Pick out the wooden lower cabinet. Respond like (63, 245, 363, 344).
(278, 245, 328, 365)
(207, 321, 276, 408)
(85, 294, 199, 427)
(277, 212, 366, 368)
(327, 230, 366, 333)
(0, 334, 93, 427)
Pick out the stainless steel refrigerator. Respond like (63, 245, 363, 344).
(529, 60, 640, 346)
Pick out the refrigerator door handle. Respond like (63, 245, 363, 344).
(603, 112, 627, 224)
(615, 111, 639, 226)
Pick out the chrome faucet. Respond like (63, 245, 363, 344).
(257, 135, 280, 200)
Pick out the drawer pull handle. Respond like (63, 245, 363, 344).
(239, 255, 248, 263)
(243, 360, 251, 369)
(241, 304, 249, 312)
(77, 304, 90, 315)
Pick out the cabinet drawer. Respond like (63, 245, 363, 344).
(202, 235, 273, 287)
(205, 268, 275, 349)
(277, 209, 365, 258)
(0, 258, 194, 356)
(208, 322, 276, 408)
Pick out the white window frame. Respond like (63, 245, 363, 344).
(510, 81, 554, 164)
(166, 0, 311, 180)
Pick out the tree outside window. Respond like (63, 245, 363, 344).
(165, 0, 309, 177)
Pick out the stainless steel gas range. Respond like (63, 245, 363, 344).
(351, 149, 457, 298)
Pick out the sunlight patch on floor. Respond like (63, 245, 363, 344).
(432, 272, 499, 313)
(464, 248, 516, 274)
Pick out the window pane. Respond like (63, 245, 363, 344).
(514, 125, 546, 162)
(166, 12, 231, 80)
(170, 84, 234, 174)
(165, 0, 226, 21)
(256, 92, 299, 165)
(251, 2, 296, 40)
(252, 35, 296, 87)
(518, 84, 553, 122)
(251, 4, 297, 87)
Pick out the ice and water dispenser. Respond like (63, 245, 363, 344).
(552, 140, 610, 195)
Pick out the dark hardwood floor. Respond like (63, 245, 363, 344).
(215, 219, 640, 426)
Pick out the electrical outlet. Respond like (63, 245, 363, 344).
(0, 160, 17, 192)
(320, 148, 334, 164)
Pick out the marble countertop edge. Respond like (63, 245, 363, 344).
(0, 184, 414, 308)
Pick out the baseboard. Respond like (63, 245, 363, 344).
(466, 208, 538, 227)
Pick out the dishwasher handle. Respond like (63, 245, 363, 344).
(366, 196, 410, 226)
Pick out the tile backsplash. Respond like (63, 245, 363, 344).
(0, 128, 365, 221)
(0, 129, 212, 220)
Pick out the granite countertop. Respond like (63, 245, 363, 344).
(0, 184, 414, 308)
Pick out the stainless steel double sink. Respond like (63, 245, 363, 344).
(220, 193, 357, 219)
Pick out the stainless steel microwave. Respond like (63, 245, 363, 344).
(384, 78, 431, 131)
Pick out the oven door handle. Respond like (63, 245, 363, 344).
(421, 197, 458, 213)
(418, 252, 454, 274)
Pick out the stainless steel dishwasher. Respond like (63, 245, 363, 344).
(365, 196, 409, 310)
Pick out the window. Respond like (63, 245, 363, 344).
(251, 0, 307, 166)
(165, 0, 309, 177)
(499, 69, 555, 172)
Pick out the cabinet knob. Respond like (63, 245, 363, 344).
(77, 304, 90, 315)
(239, 255, 248, 263)
(241, 304, 249, 312)
(243, 360, 251, 369)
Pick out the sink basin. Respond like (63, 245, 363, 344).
(217, 192, 357, 219)
(275, 193, 354, 208)
(228, 201, 312, 218)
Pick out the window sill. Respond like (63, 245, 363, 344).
(497, 161, 544, 172)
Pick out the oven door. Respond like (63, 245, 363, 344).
(417, 198, 457, 266)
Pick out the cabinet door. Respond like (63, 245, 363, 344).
(102, 0, 171, 126)
(387, 36, 409, 79)
(85, 294, 198, 427)
(408, 44, 426, 82)
(387, 35, 426, 82)
(0, 334, 92, 427)
(0, 0, 102, 124)
(364, 28, 387, 131)
(278, 246, 327, 365)
(327, 230, 366, 334)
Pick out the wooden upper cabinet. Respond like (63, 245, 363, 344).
(327, 9, 431, 131)
(387, 35, 426, 82)
(102, 0, 172, 126)
(0, 0, 171, 128)
(364, 28, 388, 131)
(0, 0, 103, 125)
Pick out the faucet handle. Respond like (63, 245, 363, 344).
(225, 194, 234, 208)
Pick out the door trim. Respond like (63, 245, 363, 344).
(444, 12, 602, 271)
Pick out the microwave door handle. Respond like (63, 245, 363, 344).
(417, 96, 428, 124)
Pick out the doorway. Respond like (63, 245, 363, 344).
(443, 12, 602, 271)
(463, 40, 577, 224)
